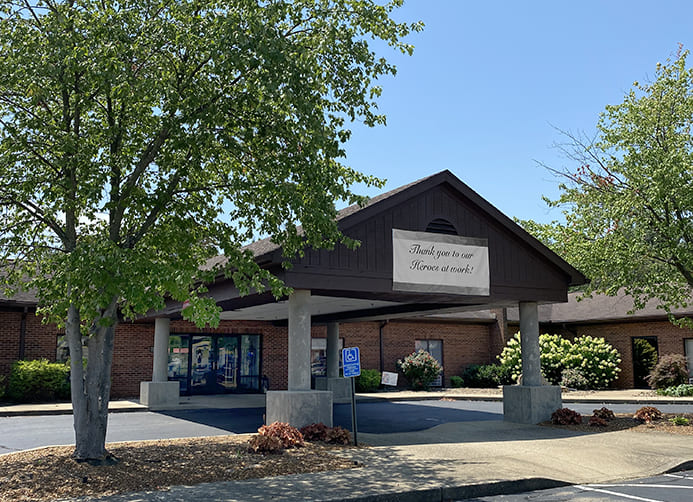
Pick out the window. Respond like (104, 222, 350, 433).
(632, 336, 659, 388)
(415, 339, 443, 387)
(56, 335, 88, 364)
(685, 339, 693, 383)
(311, 337, 343, 376)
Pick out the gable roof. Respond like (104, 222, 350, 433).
(209, 170, 585, 287)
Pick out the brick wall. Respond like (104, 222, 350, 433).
(380, 320, 494, 387)
(309, 320, 496, 388)
(111, 322, 154, 398)
(557, 321, 693, 389)
(0, 311, 22, 377)
(10, 308, 691, 395)
(0, 310, 60, 379)
(488, 308, 510, 359)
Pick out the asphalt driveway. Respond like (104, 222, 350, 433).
(2, 399, 693, 454)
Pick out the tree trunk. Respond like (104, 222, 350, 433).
(67, 299, 119, 463)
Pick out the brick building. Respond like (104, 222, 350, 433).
(2, 290, 693, 397)
(0, 171, 608, 419)
(507, 292, 693, 389)
(0, 302, 508, 398)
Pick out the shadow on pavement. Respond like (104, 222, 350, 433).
(158, 407, 265, 434)
(334, 401, 502, 433)
(156, 402, 601, 446)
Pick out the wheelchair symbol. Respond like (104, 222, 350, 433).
(344, 348, 358, 363)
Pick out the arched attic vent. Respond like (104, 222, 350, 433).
(425, 218, 458, 235)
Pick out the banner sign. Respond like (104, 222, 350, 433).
(392, 229, 490, 295)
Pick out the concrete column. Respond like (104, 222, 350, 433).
(152, 317, 170, 382)
(326, 322, 339, 379)
(141, 316, 179, 409)
(504, 301, 561, 423)
(288, 289, 312, 390)
(519, 301, 541, 386)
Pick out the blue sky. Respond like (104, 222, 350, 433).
(343, 0, 693, 224)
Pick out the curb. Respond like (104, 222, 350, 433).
(356, 394, 693, 405)
(0, 405, 148, 417)
(2, 394, 692, 417)
(319, 478, 570, 501)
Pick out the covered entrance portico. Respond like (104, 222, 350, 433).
(143, 171, 585, 424)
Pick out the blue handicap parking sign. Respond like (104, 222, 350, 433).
(342, 347, 361, 378)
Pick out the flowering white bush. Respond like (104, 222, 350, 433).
(397, 349, 442, 390)
(498, 332, 621, 389)
(568, 335, 621, 388)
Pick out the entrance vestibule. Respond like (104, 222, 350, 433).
(144, 171, 586, 424)
(168, 334, 261, 395)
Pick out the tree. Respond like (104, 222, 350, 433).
(522, 47, 693, 321)
(0, 0, 421, 463)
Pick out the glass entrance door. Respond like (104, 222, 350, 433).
(168, 335, 189, 394)
(216, 336, 239, 390)
(191, 336, 214, 393)
(169, 334, 261, 395)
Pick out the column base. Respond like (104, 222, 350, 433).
(314, 377, 352, 404)
(140, 381, 180, 410)
(266, 390, 333, 428)
(503, 385, 562, 424)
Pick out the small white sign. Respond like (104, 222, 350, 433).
(392, 229, 490, 295)
(381, 371, 398, 387)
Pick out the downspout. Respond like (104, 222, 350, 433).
(18, 307, 27, 360)
(379, 320, 389, 373)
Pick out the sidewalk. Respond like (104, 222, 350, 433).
(1, 388, 692, 416)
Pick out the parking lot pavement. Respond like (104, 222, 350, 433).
(471, 469, 693, 501)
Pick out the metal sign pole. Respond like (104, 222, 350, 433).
(350, 376, 358, 446)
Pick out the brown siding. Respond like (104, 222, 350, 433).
(286, 183, 570, 304)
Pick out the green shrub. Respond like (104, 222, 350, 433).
(560, 368, 590, 390)
(460, 364, 512, 388)
(449, 375, 464, 388)
(669, 416, 690, 426)
(498, 332, 621, 389)
(0, 375, 5, 400)
(397, 349, 442, 390)
(7, 360, 70, 403)
(499, 333, 571, 385)
(657, 384, 693, 397)
(355, 369, 381, 392)
(645, 354, 689, 390)
(568, 336, 622, 389)
(539, 334, 573, 384)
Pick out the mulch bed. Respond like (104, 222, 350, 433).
(0, 435, 359, 501)
(4, 410, 693, 501)
(541, 412, 693, 435)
